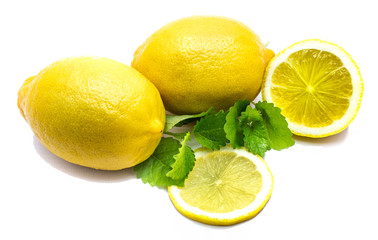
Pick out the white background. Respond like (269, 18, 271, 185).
(1, 0, 377, 239)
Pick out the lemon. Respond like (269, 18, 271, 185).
(18, 56, 166, 170)
(132, 16, 274, 115)
(262, 39, 363, 138)
(168, 146, 274, 225)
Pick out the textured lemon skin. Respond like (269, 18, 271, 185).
(262, 39, 364, 138)
(132, 16, 274, 115)
(168, 146, 274, 226)
(18, 57, 165, 170)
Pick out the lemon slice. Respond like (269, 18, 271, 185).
(168, 146, 274, 225)
(262, 39, 363, 138)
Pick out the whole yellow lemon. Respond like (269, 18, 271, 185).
(132, 16, 274, 114)
(18, 57, 165, 170)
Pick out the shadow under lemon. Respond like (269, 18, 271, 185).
(293, 127, 349, 146)
(33, 136, 136, 183)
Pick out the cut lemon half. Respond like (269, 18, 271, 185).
(262, 39, 363, 138)
(168, 146, 274, 225)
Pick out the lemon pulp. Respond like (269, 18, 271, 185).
(168, 146, 273, 225)
(271, 49, 353, 128)
(180, 151, 263, 213)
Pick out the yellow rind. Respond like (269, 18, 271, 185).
(168, 146, 274, 226)
(131, 16, 274, 115)
(262, 39, 363, 138)
(18, 56, 166, 170)
(168, 182, 273, 226)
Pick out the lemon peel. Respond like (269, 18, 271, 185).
(18, 56, 165, 170)
(132, 16, 274, 114)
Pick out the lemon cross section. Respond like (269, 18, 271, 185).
(262, 39, 363, 138)
(168, 146, 274, 226)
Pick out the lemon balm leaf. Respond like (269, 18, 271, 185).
(163, 131, 188, 140)
(242, 122, 271, 157)
(193, 110, 228, 150)
(166, 132, 195, 180)
(136, 101, 294, 188)
(164, 108, 213, 132)
(224, 100, 250, 148)
(239, 102, 294, 157)
(134, 137, 184, 187)
(240, 106, 271, 157)
(240, 105, 263, 122)
(255, 101, 295, 150)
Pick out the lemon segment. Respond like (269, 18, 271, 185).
(262, 39, 363, 137)
(168, 146, 274, 225)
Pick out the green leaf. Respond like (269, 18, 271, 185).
(224, 100, 250, 148)
(163, 131, 188, 140)
(193, 110, 228, 150)
(134, 137, 184, 187)
(136, 100, 294, 189)
(255, 101, 295, 150)
(166, 132, 195, 180)
(164, 108, 213, 132)
(240, 106, 271, 157)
